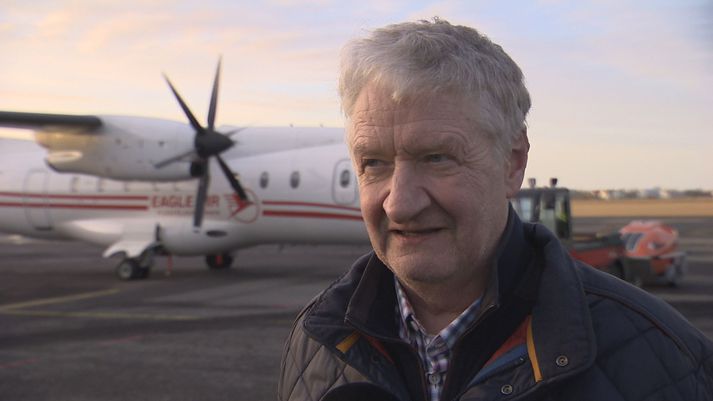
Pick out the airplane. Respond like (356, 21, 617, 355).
(0, 61, 368, 280)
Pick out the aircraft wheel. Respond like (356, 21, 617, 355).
(206, 254, 234, 270)
(116, 259, 141, 280)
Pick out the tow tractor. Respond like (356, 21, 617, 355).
(619, 220, 687, 286)
(510, 179, 686, 286)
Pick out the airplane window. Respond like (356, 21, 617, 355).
(260, 172, 269, 189)
(290, 171, 300, 189)
(339, 170, 351, 188)
(70, 176, 79, 193)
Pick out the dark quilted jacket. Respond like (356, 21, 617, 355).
(278, 212, 713, 401)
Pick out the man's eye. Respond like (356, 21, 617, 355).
(363, 159, 383, 168)
(425, 154, 449, 163)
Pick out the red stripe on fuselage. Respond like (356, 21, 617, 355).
(262, 200, 361, 212)
(1, 194, 362, 217)
(262, 210, 363, 221)
(0, 202, 147, 211)
(0, 191, 149, 201)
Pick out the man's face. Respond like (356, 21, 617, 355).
(348, 84, 527, 289)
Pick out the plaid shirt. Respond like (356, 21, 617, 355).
(395, 279, 482, 401)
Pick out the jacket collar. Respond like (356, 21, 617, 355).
(342, 206, 533, 340)
(303, 208, 597, 385)
(480, 205, 534, 312)
(525, 223, 597, 383)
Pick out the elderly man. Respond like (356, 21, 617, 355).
(278, 19, 713, 401)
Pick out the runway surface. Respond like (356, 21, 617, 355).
(0, 217, 711, 400)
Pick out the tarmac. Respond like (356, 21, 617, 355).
(0, 217, 711, 401)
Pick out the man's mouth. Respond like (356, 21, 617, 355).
(391, 228, 442, 237)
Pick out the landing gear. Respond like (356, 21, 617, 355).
(115, 252, 154, 281)
(206, 253, 234, 270)
(116, 259, 140, 280)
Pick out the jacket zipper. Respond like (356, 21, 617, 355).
(440, 302, 498, 400)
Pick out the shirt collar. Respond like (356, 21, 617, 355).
(394, 278, 482, 349)
(343, 205, 529, 339)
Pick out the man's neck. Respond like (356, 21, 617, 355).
(400, 275, 487, 335)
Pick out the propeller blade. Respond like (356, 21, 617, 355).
(207, 58, 221, 132)
(163, 73, 205, 135)
(224, 126, 248, 138)
(154, 148, 196, 169)
(193, 163, 210, 228)
(216, 155, 248, 201)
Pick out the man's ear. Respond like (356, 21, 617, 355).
(505, 128, 529, 198)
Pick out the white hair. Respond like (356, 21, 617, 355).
(339, 18, 531, 153)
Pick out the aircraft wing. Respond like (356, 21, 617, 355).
(0, 111, 102, 131)
(0, 110, 199, 181)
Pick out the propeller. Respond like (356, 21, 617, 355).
(155, 59, 249, 229)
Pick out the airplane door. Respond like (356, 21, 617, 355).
(23, 170, 52, 231)
(332, 159, 357, 205)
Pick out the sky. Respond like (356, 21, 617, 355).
(0, 0, 711, 190)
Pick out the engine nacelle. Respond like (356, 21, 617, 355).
(35, 115, 196, 181)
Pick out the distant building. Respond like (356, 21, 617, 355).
(556, 186, 711, 200)
(595, 189, 628, 200)
(638, 187, 662, 199)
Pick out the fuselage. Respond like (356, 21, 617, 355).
(0, 128, 369, 258)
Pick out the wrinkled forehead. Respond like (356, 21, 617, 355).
(345, 85, 479, 150)
(346, 84, 481, 143)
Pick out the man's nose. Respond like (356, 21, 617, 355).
(382, 164, 430, 223)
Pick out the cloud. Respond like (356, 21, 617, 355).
(269, 0, 333, 5)
(34, 9, 79, 39)
(75, 13, 174, 52)
(1, 1, 711, 189)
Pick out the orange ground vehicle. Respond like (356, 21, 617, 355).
(620, 220, 687, 286)
(511, 180, 687, 287)
(511, 184, 630, 280)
